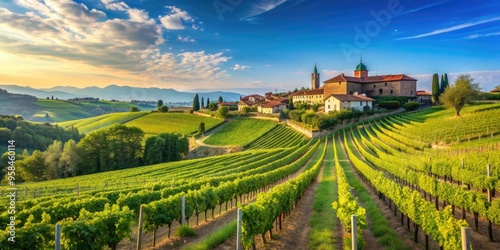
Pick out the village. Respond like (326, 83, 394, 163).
(232, 61, 431, 114)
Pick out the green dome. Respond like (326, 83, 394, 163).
(356, 62, 367, 71)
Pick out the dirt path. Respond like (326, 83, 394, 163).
(194, 120, 230, 148)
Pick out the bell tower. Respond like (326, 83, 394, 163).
(354, 58, 368, 78)
(311, 64, 320, 89)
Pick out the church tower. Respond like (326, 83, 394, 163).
(354, 59, 368, 78)
(311, 64, 320, 89)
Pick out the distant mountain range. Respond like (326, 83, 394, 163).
(0, 84, 243, 103)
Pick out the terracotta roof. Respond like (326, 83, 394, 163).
(324, 73, 416, 84)
(416, 90, 432, 96)
(260, 101, 287, 108)
(324, 94, 374, 101)
(490, 89, 500, 93)
(290, 89, 324, 96)
(241, 94, 265, 102)
(238, 100, 252, 106)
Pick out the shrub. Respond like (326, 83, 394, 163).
(157, 106, 169, 112)
(288, 109, 305, 122)
(301, 112, 317, 125)
(378, 101, 400, 110)
(402, 101, 419, 111)
(129, 107, 139, 112)
(217, 106, 229, 119)
(208, 102, 218, 111)
(241, 107, 251, 113)
(175, 225, 197, 237)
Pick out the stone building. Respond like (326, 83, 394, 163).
(323, 62, 417, 98)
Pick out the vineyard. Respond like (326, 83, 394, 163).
(1, 103, 499, 249)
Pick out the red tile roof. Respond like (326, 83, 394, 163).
(260, 101, 287, 108)
(290, 89, 324, 96)
(416, 90, 432, 96)
(324, 94, 374, 101)
(324, 73, 416, 84)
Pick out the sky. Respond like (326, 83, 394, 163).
(0, 0, 499, 95)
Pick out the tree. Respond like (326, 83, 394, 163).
(206, 97, 210, 106)
(17, 150, 47, 181)
(288, 99, 295, 110)
(77, 125, 144, 174)
(129, 106, 139, 112)
(201, 97, 204, 108)
(440, 75, 446, 95)
(443, 73, 449, 89)
(59, 139, 80, 177)
(218, 106, 229, 119)
(157, 100, 163, 107)
(43, 140, 63, 180)
(157, 106, 169, 112)
(432, 73, 439, 104)
(143, 133, 189, 164)
(198, 122, 206, 135)
(193, 94, 200, 111)
(218, 96, 223, 103)
(208, 102, 218, 111)
(440, 74, 480, 116)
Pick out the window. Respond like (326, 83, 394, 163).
(373, 84, 376, 88)
(328, 105, 330, 109)
(360, 101, 363, 106)
(411, 90, 413, 95)
(385, 82, 387, 86)
(379, 89, 383, 94)
(390, 90, 393, 95)
(334, 105, 336, 110)
(339, 82, 341, 85)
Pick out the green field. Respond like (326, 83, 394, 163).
(124, 113, 223, 136)
(58, 112, 223, 136)
(31, 99, 93, 122)
(204, 118, 277, 147)
(58, 112, 149, 134)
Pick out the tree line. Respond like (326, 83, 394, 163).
(0, 116, 82, 151)
(1, 124, 188, 182)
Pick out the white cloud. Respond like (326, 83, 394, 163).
(466, 31, 500, 39)
(397, 16, 500, 40)
(160, 6, 195, 30)
(102, 0, 154, 24)
(177, 35, 195, 42)
(232, 64, 250, 71)
(242, 0, 288, 20)
(0, 1, 230, 89)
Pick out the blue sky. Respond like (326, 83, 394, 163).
(0, 0, 498, 94)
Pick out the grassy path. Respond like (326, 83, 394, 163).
(338, 134, 411, 250)
(308, 137, 342, 250)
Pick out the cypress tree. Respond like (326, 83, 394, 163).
(218, 96, 223, 103)
(444, 73, 449, 89)
(440, 75, 446, 95)
(201, 97, 204, 108)
(431, 73, 439, 104)
(207, 97, 210, 106)
(288, 99, 295, 110)
(193, 94, 200, 111)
